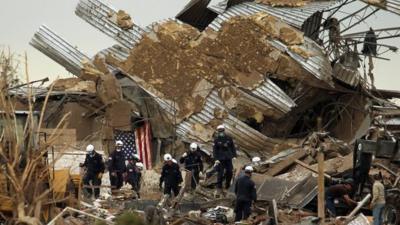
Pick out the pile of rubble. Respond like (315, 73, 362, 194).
(1, 0, 400, 224)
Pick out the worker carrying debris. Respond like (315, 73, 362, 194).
(109, 140, 127, 191)
(79, 144, 105, 199)
(179, 142, 203, 191)
(370, 173, 385, 225)
(159, 153, 183, 197)
(213, 125, 237, 195)
(234, 166, 257, 222)
(325, 178, 357, 217)
(126, 154, 143, 199)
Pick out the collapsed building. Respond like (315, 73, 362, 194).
(2, 0, 400, 224)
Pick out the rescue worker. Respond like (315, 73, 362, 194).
(234, 166, 257, 222)
(180, 142, 203, 190)
(325, 178, 357, 217)
(251, 157, 261, 166)
(109, 140, 126, 190)
(213, 124, 237, 193)
(159, 154, 183, 197)
(370, 173, 385, 225)
(126, 158, 142, 199)
(79, 144, 105, 199)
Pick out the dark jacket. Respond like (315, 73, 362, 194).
(235, 175, 257, 202)
(326, 184, 351, 198)
(213, 134, 237, 161)
(109, 150, 126, 172)
(82, 152, 105, 175)
(126, 162, 141, 182)
(179, 151, 203, 172)
(160, 163, 183, 186)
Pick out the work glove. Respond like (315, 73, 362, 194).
(232, 157, 236, 161)
(214, 160, 220, 166)
(182, 152, 188, 158)
(97, 173, 103, 179)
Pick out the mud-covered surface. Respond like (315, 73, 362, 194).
(256, 0, 311, 7)
(118, 13, 310, 120)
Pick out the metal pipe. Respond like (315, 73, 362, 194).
(346, 193, 371, 218)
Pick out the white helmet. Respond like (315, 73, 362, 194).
(163, 153, 172, 161)
(135, 162, 144, 170)
(115, 140, 123, 146)
(244, 166, 254, 173)
(252, 157, 261, 163)
(190, 142, 198, 151)
(86, 144, 94, 152)
(217, 124, 225, 131)
(172, 158, 177, 164)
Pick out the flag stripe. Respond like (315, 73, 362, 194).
(133, 122, 152, 169)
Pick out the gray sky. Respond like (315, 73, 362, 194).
(0, 0, 399, 90)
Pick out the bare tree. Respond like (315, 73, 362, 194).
(0, 53, 70, 225)
(0, 48, 21, 88)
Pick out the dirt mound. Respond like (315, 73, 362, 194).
(117, 13, 310, 120)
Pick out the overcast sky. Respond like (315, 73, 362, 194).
(0, 0, 399, 90)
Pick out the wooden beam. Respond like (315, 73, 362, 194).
(265, 151, 308, 176)
(294, 160, 332, 180)
(317, 151, 325, 224)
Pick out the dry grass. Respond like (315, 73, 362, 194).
(0, 52, 70, 225)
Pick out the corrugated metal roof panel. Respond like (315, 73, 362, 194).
(30, 26, 280, 154)
(207, 4, 334, 86)
(30, 25, 89, 76)
(268, 39, 333, 85)
(177, 90, 279, 155)
(360, 0, 400, 16)
(98, 45, 130, 61)
(75, 0, 297, 116)
(75, 0, 146, 49)
(209, 1, 338, 29)
(332, 63, 361, 87)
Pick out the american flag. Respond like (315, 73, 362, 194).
(135, 122, 153, 169)
(114, 130, 137, 160)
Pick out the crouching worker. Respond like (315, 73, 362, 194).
(80, 144, 105, 199)
(126, 156, 143, 199)
(159, 154, 183, 197)
(325, 178, 357, 217)
(234, 166, 257, 222)
(180, 142, 203, 191)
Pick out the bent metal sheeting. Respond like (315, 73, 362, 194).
(30, 25, 281, 155)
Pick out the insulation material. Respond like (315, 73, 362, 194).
(80, 60, 102, 82)
(365, 0, 387, 9)
(190, 123, 215, 142)
(108, 10, 134, 30)
(52, 78, 96, 94)
(118, 13, 310, 121)
(255, 0, 311, 7)
(288, 45, 311, 59)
